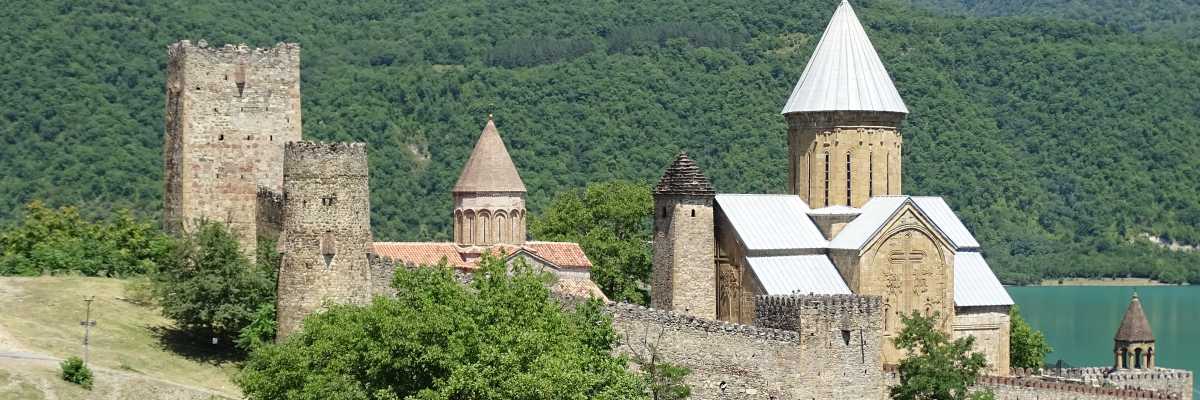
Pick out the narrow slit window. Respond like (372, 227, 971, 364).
(845, 152, 853, 203)
(823, 152, 831, 207)
(868, 152, 874, 198)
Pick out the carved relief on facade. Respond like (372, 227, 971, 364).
(861, 208, 953, 363)
(717, 262, 743, 322)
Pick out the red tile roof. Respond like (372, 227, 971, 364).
(371, 241, 592, 271)
(523, 242, 593, 270)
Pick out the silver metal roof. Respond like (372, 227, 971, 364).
(715, 194, 828, 253)
(781, 0, 908, 115)
(912, 197, 980, 250)
(828, 196, 907, 250)
(807, 205, 862, 215)
(747, 255, 851, 295)
(954, 252, 1014, 307)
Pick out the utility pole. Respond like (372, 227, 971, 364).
(80, 296, 96, 366)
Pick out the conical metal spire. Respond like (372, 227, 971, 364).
(781, 0, 908, 114)
(452, 115, 526, 193)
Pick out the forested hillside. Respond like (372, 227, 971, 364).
(3, 0, 1200, 284)
(909, 0, 1200, 39)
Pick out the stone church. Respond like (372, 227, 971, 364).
(650, 0, 1015, 374)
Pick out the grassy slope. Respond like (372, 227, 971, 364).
(0, 277, 240, 398)
(0, 359, 229, 400)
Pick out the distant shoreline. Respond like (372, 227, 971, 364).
(1034, 277, 1181, 286)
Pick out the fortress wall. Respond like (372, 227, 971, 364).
(606, 294, 885, 399)
(1041, 368, 1194, 400)
(255, 187, 284, 243)
(885, 367, 1188, 400)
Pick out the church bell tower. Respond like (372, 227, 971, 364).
(783, 0, 908, 208)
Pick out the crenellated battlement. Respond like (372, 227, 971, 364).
(283, 141, 369, 178)
(757, 293, 882, 314)
(167, 40, 299, 61)
(607, 302, 801, 343)
(755, 294, 883, 333)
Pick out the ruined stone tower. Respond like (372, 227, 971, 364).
(452, 115, 527, 246)
(275, 142, 372, 340)
(163, 40, 302, 257)
(783, 0, 906, 208)
(1114, 292, 1156, 369)
(651, 153, 716, 320)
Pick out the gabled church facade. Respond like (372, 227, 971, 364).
(651, 0, 1014, 374)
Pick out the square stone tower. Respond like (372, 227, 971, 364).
(275, 142, 373, 339)
(651, 153, 716, 320)
(163, 40, 302, 257)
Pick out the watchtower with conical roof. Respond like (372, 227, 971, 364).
(452, 115, 527, 246)
(651, 153, 716, 319)
(1114, 292, 1156, 369)
(783, 0, 907, 208)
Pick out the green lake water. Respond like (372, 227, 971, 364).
(1007, 285, 1200, 395)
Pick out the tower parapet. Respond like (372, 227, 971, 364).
(651, 153, 717, 320)
(275, 141, 372, 339)
(163, 40, 302, 259)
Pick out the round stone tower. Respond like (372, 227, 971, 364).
(1114, 292, 1156, 369)
(452, 115, 527, 246)
(275, 141, 372, 340)
(782, 0, 908, 208)
(651, 152, 716, 320)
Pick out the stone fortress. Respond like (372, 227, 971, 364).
(161, 1, 1192, 398)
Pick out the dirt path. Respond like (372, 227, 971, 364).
(0, 351, 238, 399)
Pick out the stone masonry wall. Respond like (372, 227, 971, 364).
(884, 367, 1189, 400)
(651, 195, 716, 320)
(275, 142, 372, 340)
(255, 188, 283, 243)
(954, 305, 1012, 376)
(786, 111, 904, 208)
(609, 294, 885, 399)
(1041, 368, 1194, 400)
(163, 40, 302, 259)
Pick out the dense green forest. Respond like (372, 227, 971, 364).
(2, 0, 1200, 284)
(909, 0, 1200, 39)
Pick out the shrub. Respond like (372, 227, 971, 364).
(60, 356, 93, 389)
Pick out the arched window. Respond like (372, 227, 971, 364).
(454, 211, 464, 243)
(823, 152, 831, 207)
(846, 152, 853, 204)
(1121, 348, 1130, 369)
(1134, 348, 1143, 368)
(496, 211, 508, 243)
(868, 152, 874, 198)
(513, 210, 523, 242)
(465, 210, 476, 245)
(479, 210, 491, 245)
(1147, 347, 1154, 368)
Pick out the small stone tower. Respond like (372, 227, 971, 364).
(163, 40, 302, 258)
(1114, 292, 1156, 369)
(652, 153, 716, 320)
(452, 115, 527, 246)
(782, 0, 907, 208)
(275, 142, 372, 340)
